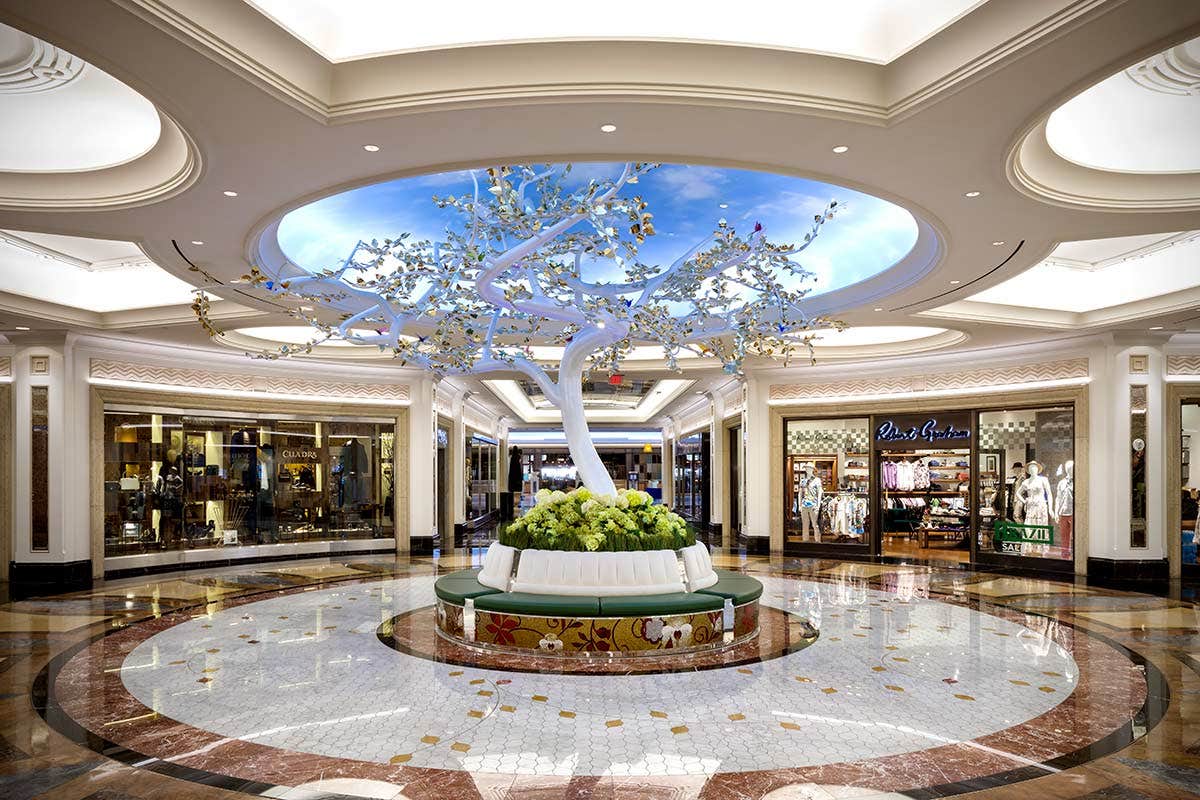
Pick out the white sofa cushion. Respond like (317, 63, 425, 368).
(680, 542, 718, 590)
(510, 549, 685, 596)
(478, 541, 516, 590)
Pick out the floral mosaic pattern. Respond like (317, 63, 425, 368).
(469, 609, 726, 653)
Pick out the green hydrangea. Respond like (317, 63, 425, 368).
(501, 487, 695, 552)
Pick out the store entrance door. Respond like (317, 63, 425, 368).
(872, 412, 974, 564)
(878, 448, 972, 563)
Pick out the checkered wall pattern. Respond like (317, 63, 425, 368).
(787, 428, 870, 455)
(979, 421, 1036, 452)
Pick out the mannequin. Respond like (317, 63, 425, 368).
(1055, 461, 1074, 543)
(1005, 462, 1026, 521)
(154, 467, 184, 544)
(1017, 460, 1055, 527)
(798, 465, 824, 542)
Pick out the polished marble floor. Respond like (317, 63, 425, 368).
(3, 551, 1200, 799)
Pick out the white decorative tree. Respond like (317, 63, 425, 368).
(195, 163, 840, 497)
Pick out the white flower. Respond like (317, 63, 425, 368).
(616, 495, 630, 509)
(550, 490, 567, 504)
(581, 499, 598, 515)
(646, 617, 664, 642)
(538, 633, 564, 652)
(535, 488, 552, 504)
(597, 494, 616, 507)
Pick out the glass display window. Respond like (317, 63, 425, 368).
(467, 433, 498, 519)
(784, 417, 870, 546)
(103, 407, 394, 556)
(673, 432, 708, 523)
(977, 406, 1074, 561)
(1180, 402, 1199, 567)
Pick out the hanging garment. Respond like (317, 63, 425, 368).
(1017, 475, 1053, 527)
(913, 460, 930, 490)
(338, 439, 370, 507)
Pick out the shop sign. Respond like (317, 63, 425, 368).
(995, 521, 1054, 554)
(280, 448, 320, 461)
(872, 412, 972, 450)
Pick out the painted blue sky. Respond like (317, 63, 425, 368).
(277, 163, 918, 297)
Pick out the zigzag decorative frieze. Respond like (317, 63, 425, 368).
(770, 376, 912, 401)
(770, 358, 1089, 402)
(922, 358, 1088, 391)
(0, 357, 10, 378)
(1167, 355, 1200, 376)
(89, 359, 409, 403)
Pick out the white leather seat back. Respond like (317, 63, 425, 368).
(680, 542, 718, 590)
(478, 541, 516, 590)
(510, 549, 685, 596)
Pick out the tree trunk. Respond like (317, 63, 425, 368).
(558, 362, 617, 496)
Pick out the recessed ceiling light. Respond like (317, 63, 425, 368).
(832, 145, 849, 154)
(873, 307, 884, 312)
(191, 240, 204, 246)
(1150, 325, 1163, 330)
(223, 190, 238, 197)
(599, 123, 617, 133)
(719, 203, 729, 209)
(964, 190, 981, 198)
(949, 280, 962, 285)
(363, 144, 380, 152)
(596, 321, 606, 329)
(991, 241, 1005, 246)
(15, 325, 30, 331)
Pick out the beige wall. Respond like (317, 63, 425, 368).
(769, 385, 1090, 574)
(90, 386, 410, 577)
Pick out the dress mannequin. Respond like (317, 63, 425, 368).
(1055, 461, 1074, 543)
(799, 466, 824, 542)
(1017, 460, 1055, 527)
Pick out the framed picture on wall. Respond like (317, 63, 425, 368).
(981, 453, 1000, 474)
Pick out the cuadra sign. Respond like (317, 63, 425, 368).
(280, 448, 319, 461)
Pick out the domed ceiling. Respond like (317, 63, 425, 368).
(276, 162, 919, 302)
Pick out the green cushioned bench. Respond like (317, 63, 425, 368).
(598, 591, 724, 616)
(434, 570, 502, 603)
(474, 591, 601, 617)
(696, 570, 764, 605)
(435, 568, 761, 617)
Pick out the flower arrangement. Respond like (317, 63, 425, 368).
(500, 487, 695, 552)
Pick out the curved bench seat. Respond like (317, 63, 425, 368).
(474, 591, 600, 617)
(434, 567, 763, 656)
(696, 571, 764, 605)
(598, 591, 723, 616)
(434, 570, 501, 604)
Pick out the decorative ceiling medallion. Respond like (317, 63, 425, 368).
(0, 26, 86, 94)
(1125, 39, 1200, 96)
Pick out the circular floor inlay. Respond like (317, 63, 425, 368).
(46, 573, 1157, 796)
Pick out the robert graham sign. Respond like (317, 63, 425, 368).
(871, 412, 972, 451)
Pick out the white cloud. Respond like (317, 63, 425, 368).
(654, 165, 727, 201)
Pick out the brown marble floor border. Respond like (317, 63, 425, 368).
(31, 568, 1172, 799)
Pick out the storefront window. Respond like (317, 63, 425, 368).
(1182, 402, 1198, 567)
(103, 407, 394, 556)
(673, 433, 708, 523)
(467, 433, 498, 519)
(784, 418, 870, 545)
(977, 406, 1074, 560)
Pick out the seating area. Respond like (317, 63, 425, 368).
(434, 566, 763, 655)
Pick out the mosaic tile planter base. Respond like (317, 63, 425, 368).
(435, 597, 765, 656)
